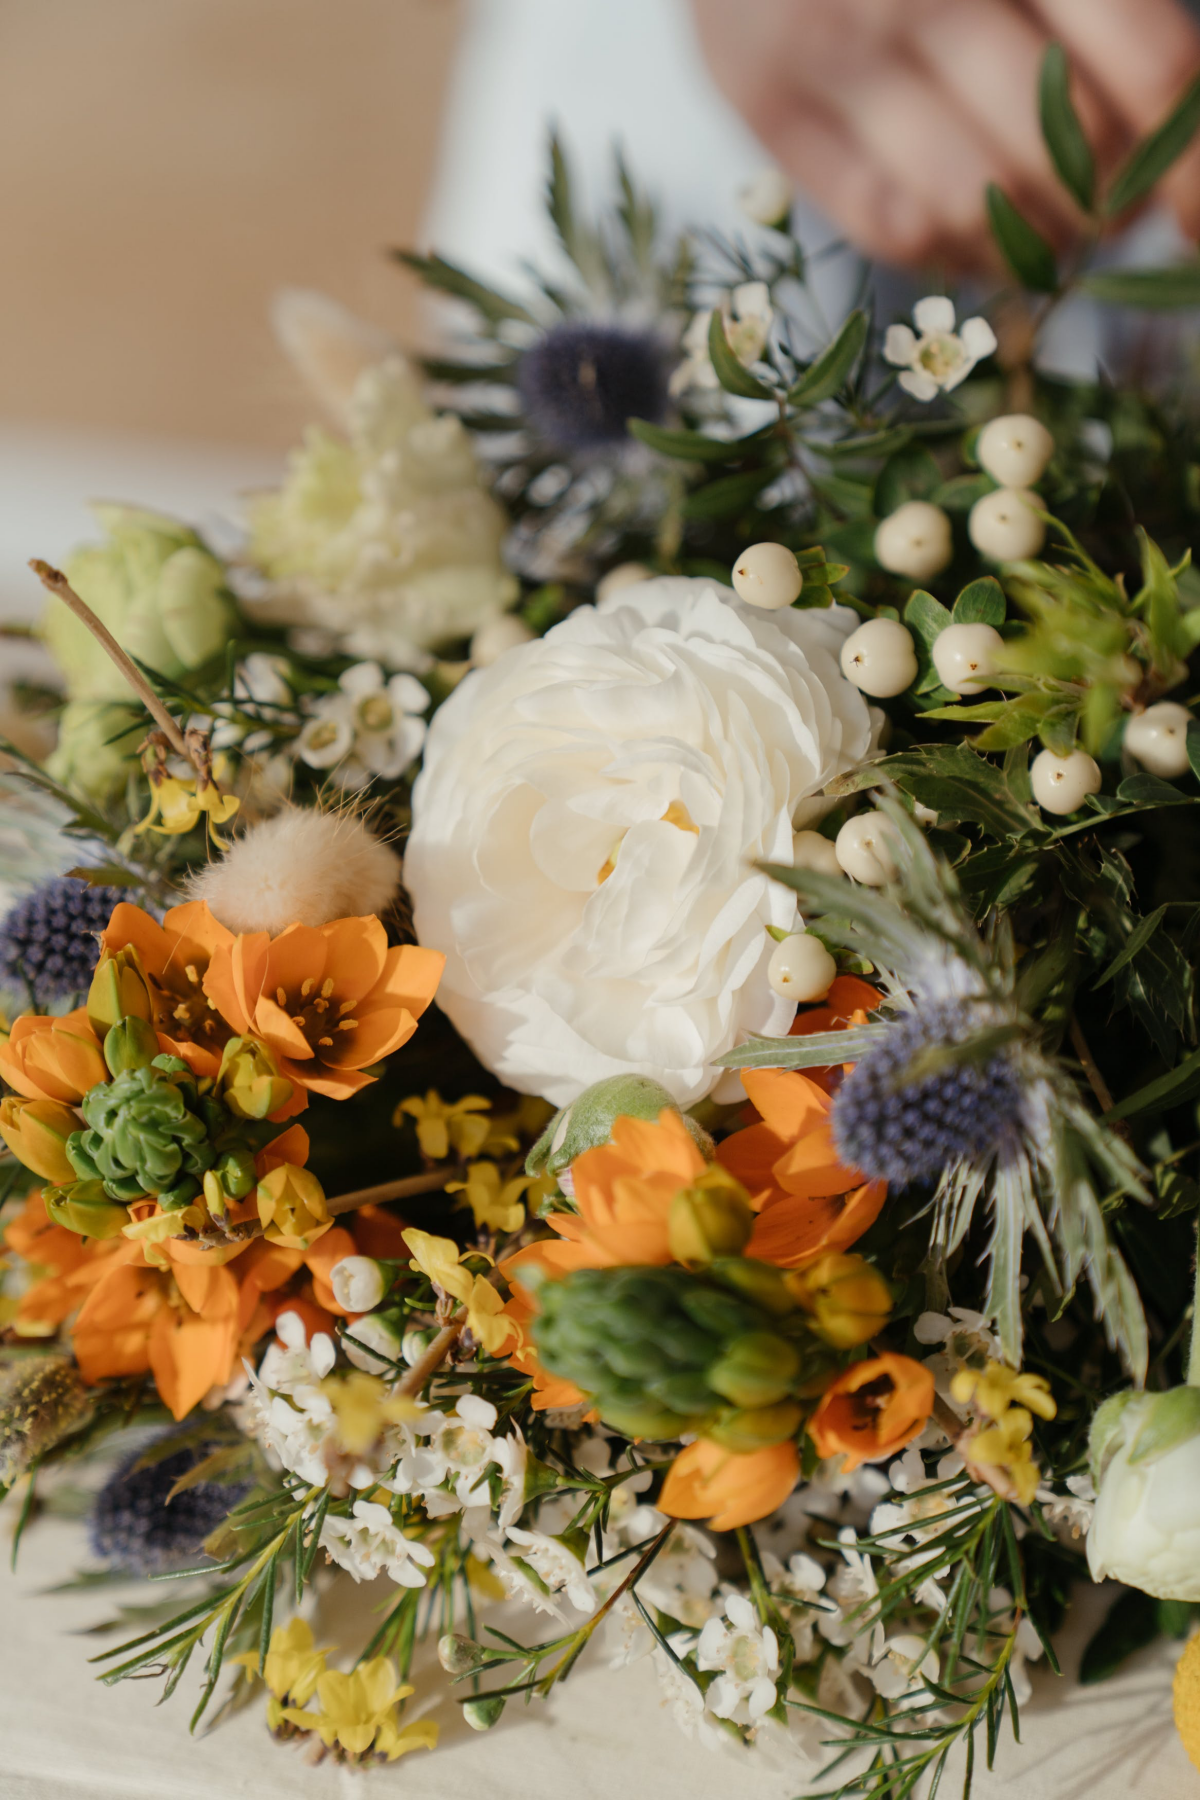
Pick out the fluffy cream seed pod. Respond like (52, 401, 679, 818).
(187, 806, 402, 934)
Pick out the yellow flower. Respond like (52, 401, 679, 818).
(951, 1361, 1056, 1423)
(285, 1658, 438, 1761)
(963, 1406, 1042, 1505)
(135, 764, 240, 841)
(394, 1090, 492, 1161)
(1173, 1631, 1200, 1772)
(401, 1228, 475, 1305)
(232, 1617, 329, 1705)
(784, 1251, 893, 1349)
(320, 1370, 424, 1455)
(464, 1275, 520, 1356)
(257, 1162, 331, 1250)
(0, 1097, 80, 1184)
(446, 1161, 529, 1235)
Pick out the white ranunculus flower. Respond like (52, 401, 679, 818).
(1087, 1387, 1200, 1600)
(406, 576, 875, 1106)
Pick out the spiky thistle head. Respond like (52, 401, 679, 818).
(90, 1431, 250, 1575)
(517, 322, 670, 453)
(0, 878, 129, 1006)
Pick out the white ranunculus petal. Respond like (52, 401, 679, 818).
(406, 577, 873, 1106)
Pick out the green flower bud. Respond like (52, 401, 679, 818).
(706, 1331, 801, 1409)
(102, 1016, 159, 1078)
(668, 1166, 755, 1265)
(438, 1633, 488, 1676)
(705, 1401, 804, 1452)
(526, 1075, 714, 1176)
(67, 1062, 216, 1202)
(462, 1695, 506, 1732)
(44, 701, 144, 803)
(42, 1179, 130, 1239)
(217, 1035, 295, 1121)
(707, 1257, 796, 1317)
(212, 1149, 257, 1200)
(88, 948, 153, 1041)
(0, 1356, 96, 1487)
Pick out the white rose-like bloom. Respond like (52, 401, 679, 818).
(406, 577, 875, 1106)
(1088, 1388, 1200, 1600)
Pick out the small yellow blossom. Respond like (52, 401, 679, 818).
(401, 1227, 476, 1305)
(394, 1090, 492, 1161)
(446, 1161, 529, 1235)
(320, 1371, 425, 1455)
(232, 1617, 329, 1705)
(963, 1406, 1043, 1505)
(464, 1275, 520, 1356)
(257, 1162, 330, 1250)
(951, 1361, 1056, 1423)
(284, 1658, 438, 1761)
(135, 763, 240, 841)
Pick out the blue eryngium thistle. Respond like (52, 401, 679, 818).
(517, 322, 669, 452)
(90, 1434, 249, 1575)
(0, 878, 127, 1004)
(832, 999, 1024, 1185)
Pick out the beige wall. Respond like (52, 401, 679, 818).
(0, 0, 461, 448)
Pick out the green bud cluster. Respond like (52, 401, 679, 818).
(532, 1262, 824, 1444)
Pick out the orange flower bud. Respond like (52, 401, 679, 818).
(87, 946, 153, 1039)
(785, 1252, 893, 1348)
(808, 1352, 935, 1472)
(0, 1010, 108, 1104)
(0, 1096, 79, 1183)
(658, 1436, 800, 1531)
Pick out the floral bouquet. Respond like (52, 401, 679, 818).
(8, 46, 1200, 1794)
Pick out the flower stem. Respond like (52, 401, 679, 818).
(326, 1167, 466, 1218)
(1187, 1212, 1200, 1388)
(396, 1315, 466, 1399)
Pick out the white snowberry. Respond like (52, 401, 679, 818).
(596, 562, 653, 602)
(931, 622, 1005, 695)
(976, 414, 1055, 488)
(969, 488, 1044, 561)
(731, 542, 803, 609)
(874, 502, 952, 582)
(840, 618, 918, 697)
(767, 932, 837, 1002)
(739, 168, 792, 228)
(1124, 702, 1193, 778)
(470, 614, 534, 666)
(792, 829, 844, 876)
(1030, 748, 1102, 814)
(835, 812, 900, 885)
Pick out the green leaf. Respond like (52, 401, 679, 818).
(1115, 773, 1193, 807)
(933, 472, 995, 512)
(1128, 1387, 1200, 1464)
(787, 309, 868, 408)
(627, 420, 774, 464)
(876, 445, 942, 519)
(952, 577, 1006, 626)
(1189, 724, 1200, 784)
(1079, 1589, 1158, 1684)
(902, 589, 954, 653)
(843, 743, 1040, 840)
(1081, 263, 1200, 309)
(1095, 906, 1167, 987)
(707, 309, 775, 401)
(973, 695, 1055, 752)
(986, 184, 1058, 292)
(815, 426, 912, 462)
(64, 864, 141, 889)
(1108, 1043, 1200, 1121)
(1038, 44, 1095, 212)
(390, 250, 536, 326)
(681, 467, 777, 521)
(1106, 71, 1200, 216)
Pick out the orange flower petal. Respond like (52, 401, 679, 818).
(808, 1352, 934, 1471)
(316, 916, 388, 1006)
(746, 1179, 887, 1268)
(772, 1116, 865, 1199)
(659, 1438, 799, 1530)
(740, 1067, 831, 1143)
(149, 1306, 239, 1420)
(318, 1004, 416, 1069)
(253, 995, 316, 1062)
(374, 943, 446, 1012)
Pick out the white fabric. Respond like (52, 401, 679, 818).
(0, 1509, 1192, 1797)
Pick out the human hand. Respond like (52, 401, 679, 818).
(689, 0, 1200, 270)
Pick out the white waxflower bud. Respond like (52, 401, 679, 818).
(329, 1255, 386, 1314)
(835, 812, 899, 885)
(596, 562, 653, 602)
(1088, 1389, 1200, 1601)
(1124, 702, 1193, 778)
(968, 488, 1044, 561)
(839, 618, 918, 697)
(731, 543, 803, 610)
(471, 614, 534, 666)
(792, 829, 843, 876)
(931, 621, 1005, 695)
(911, 801, 939, 827)
(341, 1311, 404, 1374)
(976, 414, 1055, 488)
(874, 502, 952, 582)
(1030, 747, 1101, 814)
(766, 931, 837, 1002)
(738, 168, 793, 228)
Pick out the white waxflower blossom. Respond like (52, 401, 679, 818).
(988, 1587, 1045, 1705)
(257, 1308, 336, 1390)
(696, 1593, 780, 1724)
(244, 1312, 408, 1494)
(296, 661, 428, 788)
(1034, 1473, 1095, 1541)
(914, 1306, 1003, 1407)
(884, 297, 997, 402)
(652, 1637, 721, 1745)
(210, 653, 296, 752)
(390, 1394, 527, 1532)
(671, 282, 774, 395)
(636, 1525, 720, 1629)
(869, 1633, 939, 1706)
(483, 1527, 596, 1619)
(406, 576, 876, 1106)
(244, 355, 518, 668)
(761, 1549, 829, 1660)
(817, 1530, 885, 1672)
(320, 1499, 437, 1587)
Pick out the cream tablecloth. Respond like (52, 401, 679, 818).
(0, 1504, 1193, 1800)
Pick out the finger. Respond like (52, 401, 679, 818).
(1029, 0, 1200, 140)
(908, 0, 1121, 232)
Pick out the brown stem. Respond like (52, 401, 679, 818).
(396, 1316, 465, 1398)
(29, 560, 192, 760)
(326, 1167, 466, 1218)
(1068, 1015, 1128, 1145)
